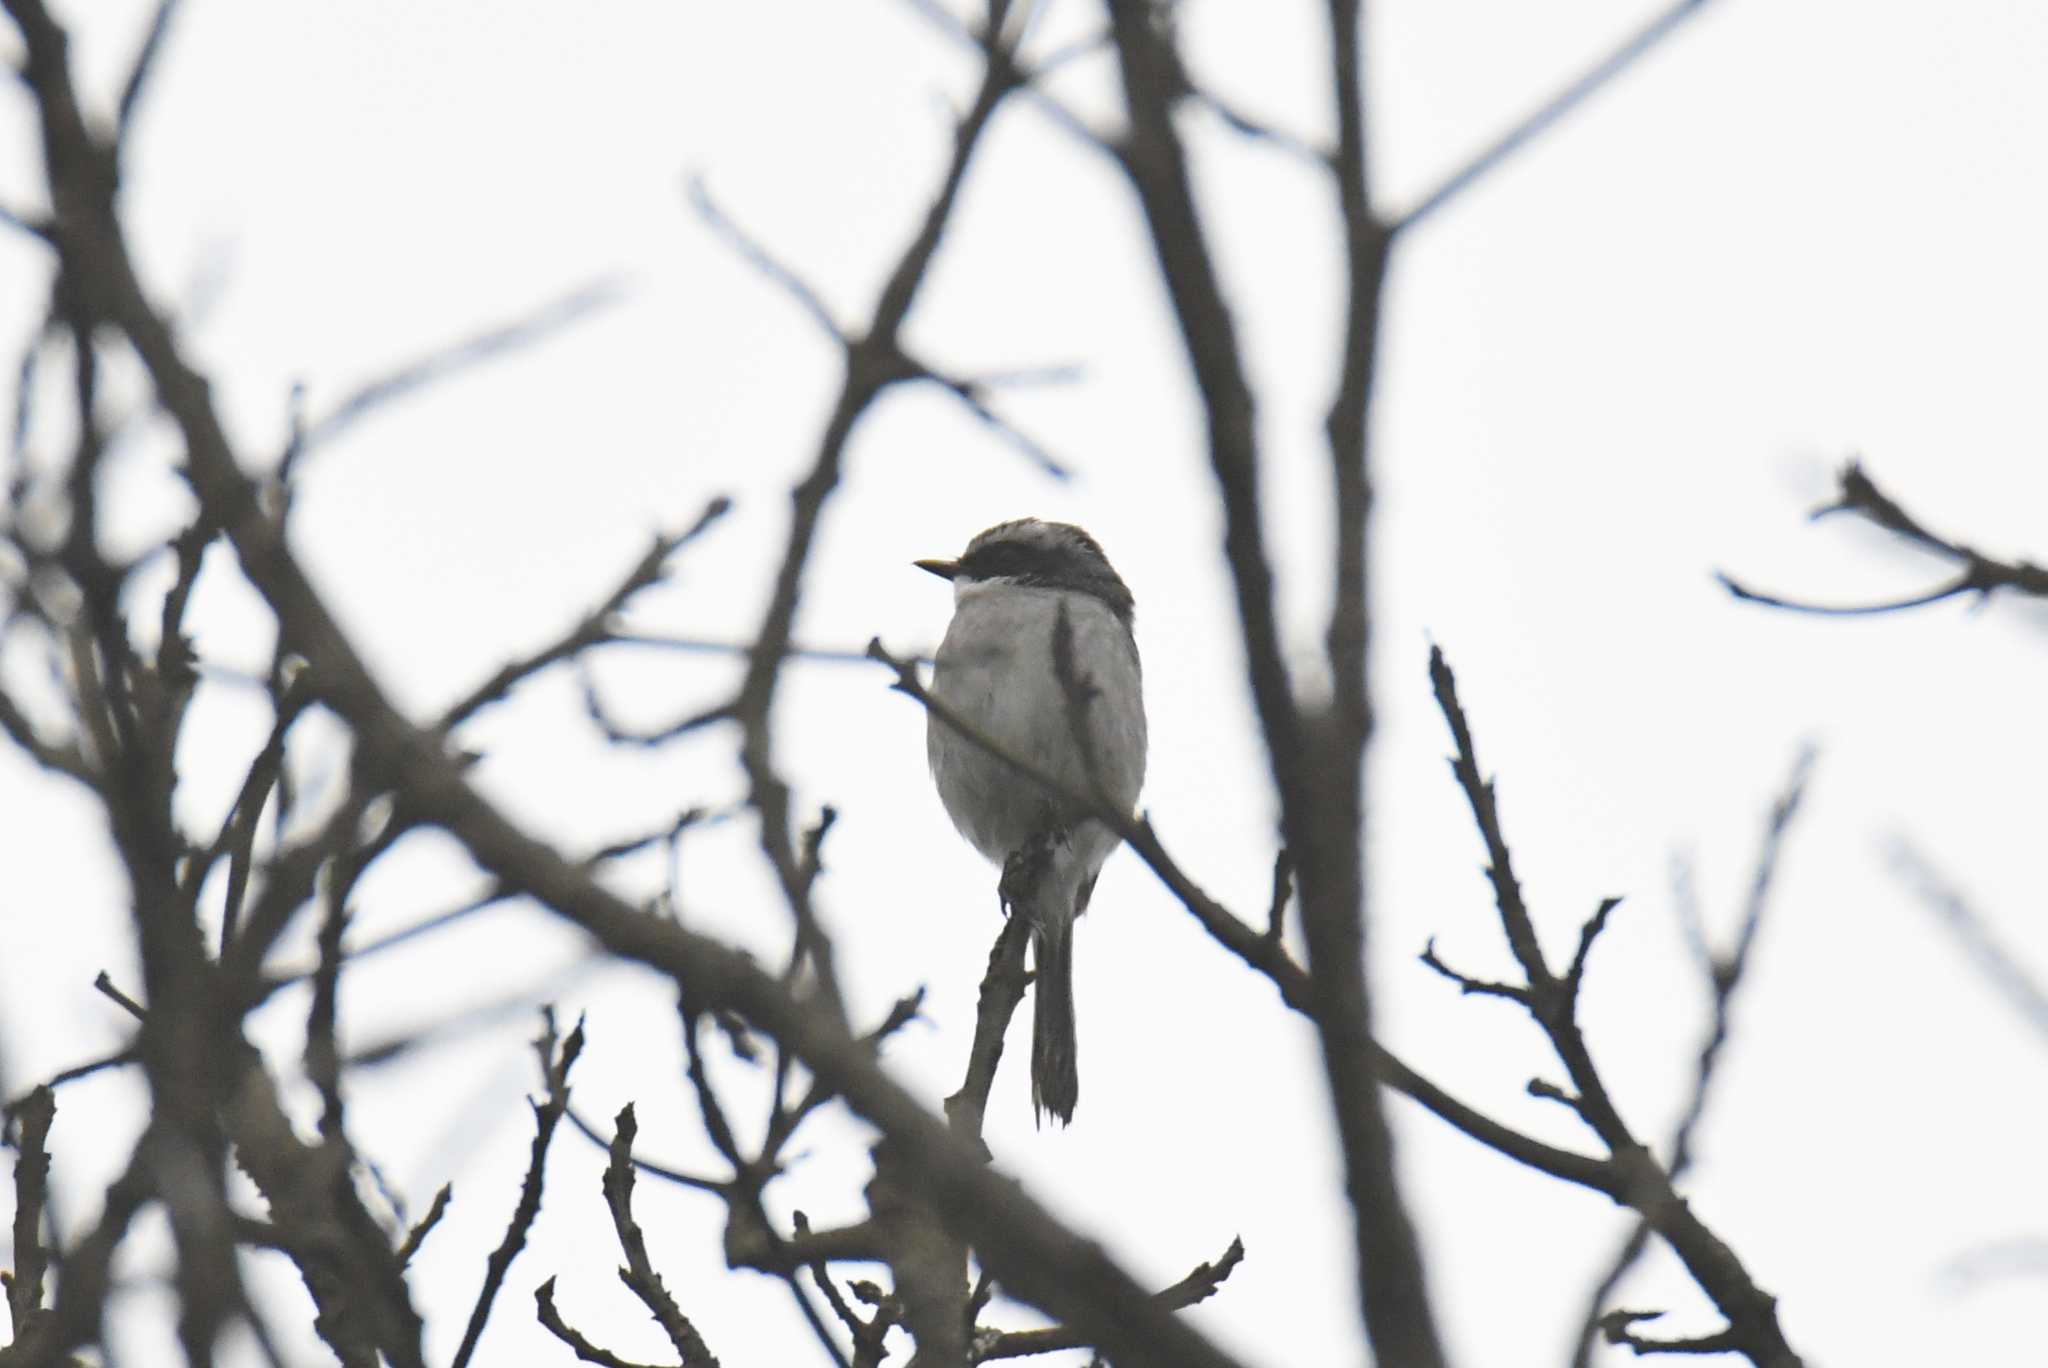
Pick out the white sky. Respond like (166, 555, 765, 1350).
(3, 2, 2047, 1365)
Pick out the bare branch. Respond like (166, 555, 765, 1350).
(1393, 0, 1715, 234)
(4, 1085, 55, 1338)
(943, 918, 1032, 1149)
(1429, 646, 1805, 1366)
(92, 970, 147, 1022)
(976, 1236, 1246, 1361)
(394, 1183, 451, 1271)
(906, 357, 1073, 480)
(1417, 937, 1530, 1005)
(602, 1104, 721, 1367)
(113, 0, 182, 147)
(450, 1011, 585, 1368)
(294, 278, 625, 463)
(534, 1277, 667, 1368)
(1889, 839, 2048, 1045)
(688, 176, 844, 342)
(438, 496, 733, 732)
(1719, 460, 2048, 616)
(565, 1106, 724, 1194)
(1599, 1308, 1743, 1357)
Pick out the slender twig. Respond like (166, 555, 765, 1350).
(1889, 840, 2048, 1044)
(5, 1085, 56, 1334)
(688, 176, 844, 341)
(450, 1010, 585, 1368)
(113, 0, 182, 147)
(1263, 847, 1294, 942)
(722, 9, 1030, 1039)
(305, 884, 348, 1140)
(1429, 645, 1803, 1366)
(394, 1183, 452, 1270)
(2, 1048, 137, 1117)
(606, 633, 919, 667)
(1719, 460, 2048, 615)
(904, 357, 1073, 480)
(1598, 1309, 1743, 1356)
(294, 278, 624, 462)
(976, 1237, 1246, 1361)
(91, 971, 147, 1021)
(602, 1105, 722, 1367)
(534, 1277, 667, 1368)
(564, 1105, 724, 1194)
(1189, 88, 1328, 164)
(1569, 749, 1815, 1366)
(943, 918, 1032, 1147)
(437, 497, 732, 732)
(1393, 0, 1714, 234)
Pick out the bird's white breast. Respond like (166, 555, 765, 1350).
(925, 582, 1147, 869)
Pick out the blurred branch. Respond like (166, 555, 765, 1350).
(294, 278, 625, 465)
(534, 1278, 667, 1368)
(601, 1105, 721, 1367)
(394, 1184, 451, 1271)
(437, 495, 732, 732)
(1102, 0, 1300, 811)
(719, 9, 1033, 1046)
(6, 1131, 155, 1363)
(3, 1086, 55, 1344)
(943, 918, 1032, 1147)
(1888, 840, 2048, 1045)
(1719, 460, 2048, 616)
(1393, 0, 1714, 234)
(904, 356, 1073, 481)
(451, 1011, 585, 1368)
(564, 1107, 723, 1195)
(1570, 747, 1816, 1367)
(1304, 0, 1449, 1354)
(2, 1048, 137, 1118)
(1429, 644, 1803, 1366)
(113, 0, 181, 148)
(976, 1236, 1244, 1361)
(1597, 1308, 1742, 1357)
(688, 176, 843, 342)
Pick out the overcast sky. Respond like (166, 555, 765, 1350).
(3, 2, 2047, 1365)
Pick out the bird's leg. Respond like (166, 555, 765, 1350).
(999, 801, 1069, 921)
(999, 829, 1055, 922)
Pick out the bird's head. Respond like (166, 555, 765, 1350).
(916, 518, 1134, 624)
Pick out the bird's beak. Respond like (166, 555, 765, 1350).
(914, 558, 959, 580)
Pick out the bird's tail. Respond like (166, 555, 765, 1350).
(1031, 915, 1079, 1126)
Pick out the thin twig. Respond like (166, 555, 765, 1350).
(1428, 646, 1803, 1365)
(449, 1010, 585, 1368)
(394, 1183, 452, 1270)
(1393, 0, 1714, 234)
(5, 1085, 56, 1334)
(113, 0, 182, 147)
(534, 1277, 667, 1368)
(1889, 839, 2048, 1044)
(437, 497, 732, 732)
(1569, 749, 1815, 1366)
(295, 278, 625, 463)
(602, 1104, 722, 1367)
(92, 970, 147, 1021)
(976, 1237, 1246, 1361)
(1719, 460, 2048, 615)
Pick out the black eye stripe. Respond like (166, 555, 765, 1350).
(953, 534, 1136, 627)
(961, 542, 1056, 578)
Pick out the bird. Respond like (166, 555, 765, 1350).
(916, 518, 1148, 1125)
